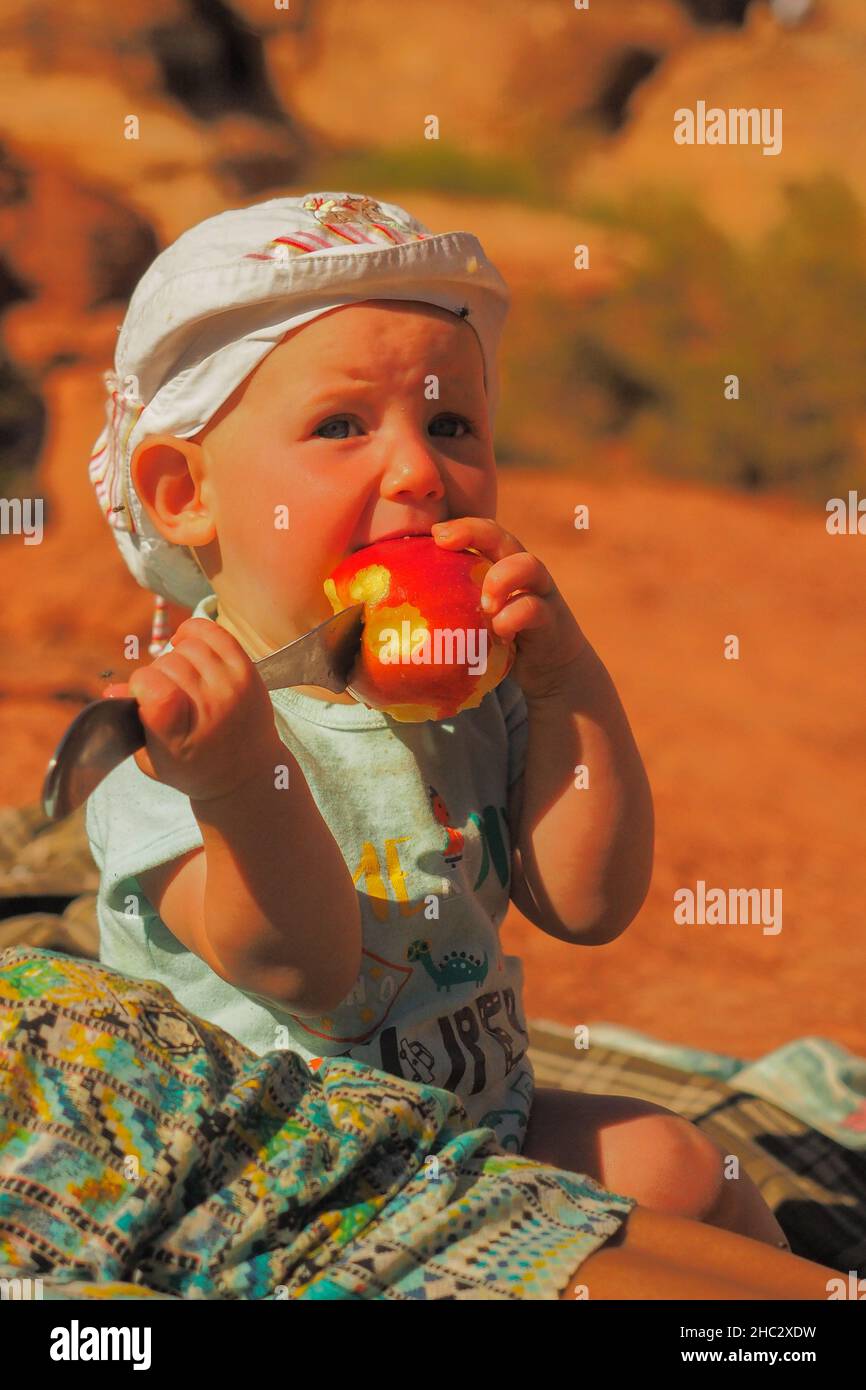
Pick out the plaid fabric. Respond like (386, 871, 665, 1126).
(529, 1022, 866, 1276)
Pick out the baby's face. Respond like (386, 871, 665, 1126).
(182, 299, 497, 655)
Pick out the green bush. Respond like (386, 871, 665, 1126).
(513, 175, 866, 500)
(314, 142, 556, 205)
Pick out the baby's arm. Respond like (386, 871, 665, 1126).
(114, 618, 361, 1014)
(508, 640, 654, 946)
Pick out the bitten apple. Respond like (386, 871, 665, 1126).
(324, 536, 515, 722)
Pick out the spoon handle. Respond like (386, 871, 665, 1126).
(40, 603, 365, 821)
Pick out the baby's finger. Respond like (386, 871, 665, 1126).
(432, 517, 524, 564)
(490, 593, 552, 643)
(128, 665, 193, 743)
(480, 552, 554, 615)
(171, 617, 256, 687)
(167, 633, 250, 707)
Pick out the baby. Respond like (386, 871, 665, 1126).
(86, 191, 787, 1250)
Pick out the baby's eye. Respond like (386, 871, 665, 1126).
(312, 413, 475, 441)
(429, 414, 473, 438)
(314, 416, 359, 440)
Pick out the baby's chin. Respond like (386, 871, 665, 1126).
(215, 565, 343, 650)
(213, 599, 322, 662)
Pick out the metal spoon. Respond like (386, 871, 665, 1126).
(41, 604, 365, 821)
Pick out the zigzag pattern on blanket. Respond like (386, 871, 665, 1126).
(0, 946, 635, 1301)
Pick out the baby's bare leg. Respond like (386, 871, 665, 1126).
(559, 1206, 839, 1300)
(522, 1087, 789, 1248)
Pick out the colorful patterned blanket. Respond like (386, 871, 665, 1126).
(0, 947, 634, 1301)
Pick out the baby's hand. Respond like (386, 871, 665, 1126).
(102, 618, 279, 802)
(431, 517, 587, 701)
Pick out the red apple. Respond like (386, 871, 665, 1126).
(324, 536, 515, 722)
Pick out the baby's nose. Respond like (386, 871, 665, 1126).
(381, 440, 445, 498)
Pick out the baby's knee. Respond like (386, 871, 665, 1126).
(623, 1111, 726, 1220)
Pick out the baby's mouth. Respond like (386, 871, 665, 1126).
(350, 527, 434, 554)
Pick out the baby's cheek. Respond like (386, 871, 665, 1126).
(234, 461, 357, 593)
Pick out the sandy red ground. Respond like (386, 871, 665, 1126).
(2, 361, 864, 1061)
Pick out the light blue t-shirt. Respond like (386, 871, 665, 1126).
(85, 592, 533, 1151)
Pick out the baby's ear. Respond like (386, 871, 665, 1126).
(131, 435, 214, 548)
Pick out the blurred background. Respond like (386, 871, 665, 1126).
(1, 0, 864, 1056)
